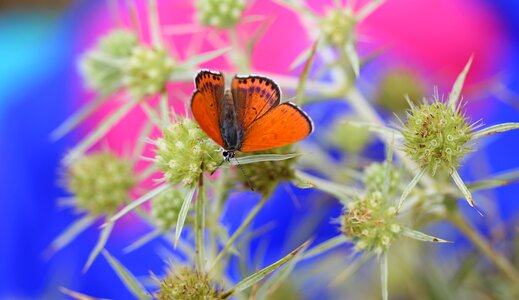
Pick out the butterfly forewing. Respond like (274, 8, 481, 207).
(240, 102, 313, 152)
(231, 75, 281, 130)
(191, 70, 225, 147)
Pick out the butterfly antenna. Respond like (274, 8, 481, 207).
(234, 158, 255, 192)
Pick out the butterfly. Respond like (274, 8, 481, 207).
(191, 70, 314, 161)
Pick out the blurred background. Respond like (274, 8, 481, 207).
(1, 0, 519, 298)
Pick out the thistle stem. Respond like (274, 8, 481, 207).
(448, 212, 519, 285)
(195, 174, 206, 271)
(209, 196, 269, 274)
(380, 251, 388, 300)
(147, 0, 161, 47)
(228, 27, 250, 73)
(159, 91, 169, 123)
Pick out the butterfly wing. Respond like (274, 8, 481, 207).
(191, 70, 225, 147)
(240, 102, 314, 152)
(231, 75, 281, 130)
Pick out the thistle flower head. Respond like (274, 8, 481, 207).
(195, 0, 246, 29)
(320, 8, 356, 46)
(80, 30, 138, 95)
(155, 267, 230, 300)
(235, 146, 297, 196)
(152, 189, 185, 231)
(363, 162, 401, 195)
(66, 152, 135, 216)
(155, 119, 220, 186)
(376, 70, 425, 114)
(341, 192, 400, 254)
(402, 97, 474, 175)
(330, 118, 371, 154)
(122, 45, 176, 99)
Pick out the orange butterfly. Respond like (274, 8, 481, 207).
(191, 70, 314, 161)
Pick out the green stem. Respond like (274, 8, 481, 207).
(195, 174, 206, 271)
(159, 91, 169, 123)
(448, 212, 519, 285)
(209, 196, 269, 274)
(147, 0, 161, 47)
(380, 252, 388, 300)
(228, 27, 249, 73)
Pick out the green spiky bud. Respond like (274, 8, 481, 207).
(329, 118, 371, 154)
(152, 189, 185, 231)
(66, 152, 135, 216)
(363, 162, 401, 195)
(155, 119, 220, 186)
(122, 45, 176, 99)
(155, 267, 230, 300)
(195, 0, 246, 28)
(235, 146, 297, 196)
(341, 192, 401, 254)
(402, 98, 474, 175)
(80, 30, 138, 95)
(320, 8, 356, 46)
(375, 70, 425, 114)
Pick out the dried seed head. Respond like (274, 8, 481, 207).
(155, 267, 230, 300)
(196, 0, 246, 29)
(155, 119, 220, 187)
(340, 192, 400, 253)
(80, 30, 138, 95)
(402, 97, 474, 175)
(66, 152, 135, 216)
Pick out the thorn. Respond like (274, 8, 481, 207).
(472, 204, 484, 217)
(468, 197, 484, 216)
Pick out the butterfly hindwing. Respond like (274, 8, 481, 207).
(191, 70, 225, 147)
(240, 102, 314, 152)
(231, 75, 281, 130)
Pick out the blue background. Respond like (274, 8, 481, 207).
(1, 1, 519, 298)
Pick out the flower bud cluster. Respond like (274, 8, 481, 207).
(330, 119, 371, 154)
(320, 8, 356, 46)
(152, 189, 185, 231)
(66, 152, 135, 216)
(155, 119, 220, 186)
(341, 192, 401, 254)
(375, 70, 425, 114)
(80, 30, 138, 95)
(363, 162, 401, 195)
(156, 267, 230, 300)
(195, 0, 246, 28)
(122, 45, 176, 99)
(235, 146, 296, 196)
(402, 99, 474, 174)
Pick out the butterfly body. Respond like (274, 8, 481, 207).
(220, 90, 244, 152)
(191, 70, 313, 159)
